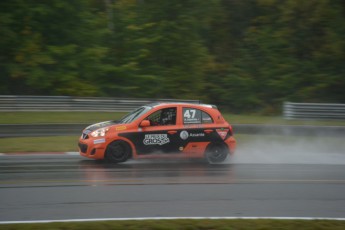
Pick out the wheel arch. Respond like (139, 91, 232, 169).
(204, 141, 230, 163)
(204, 141, 229, 155)
(108, 136, 137, 158)
(104, 138, 134, 163)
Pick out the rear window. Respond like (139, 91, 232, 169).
(183, 108, 213, 124)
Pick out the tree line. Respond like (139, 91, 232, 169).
(1, 0, 344, 113)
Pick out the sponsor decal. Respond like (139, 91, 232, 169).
(115, 126, 127, 131)
(143, 134, 170, 145)
(190, 133, 205, 137)
(183, 109, 201, 124)
(202, 117, 212, 121)
(93, 138, 106, 144)
(216, 129, 229, 140)
(180, 130, 189, 140)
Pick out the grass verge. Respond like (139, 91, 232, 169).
(0, 112, 127, 124)
(0, 136, 78, 153)
(0, 219, 344, 230)
(1, 112, 345, 126)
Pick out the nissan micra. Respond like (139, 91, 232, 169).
(78, 102, 236, 163)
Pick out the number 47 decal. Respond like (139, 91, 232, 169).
(184, 109, 196, 119)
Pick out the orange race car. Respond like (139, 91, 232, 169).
(78, 102, 236, 163)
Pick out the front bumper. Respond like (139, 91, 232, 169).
(78, 142, 88, 153)
(78, 138, 106, 160)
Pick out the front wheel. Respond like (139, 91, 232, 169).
(105, 140, 131, 163)
(205, 143, 229, 164)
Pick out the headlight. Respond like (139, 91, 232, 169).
(90, 127, 109, 137)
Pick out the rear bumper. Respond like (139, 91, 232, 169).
(225, 136, 236, 155)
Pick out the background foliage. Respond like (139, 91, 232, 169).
(1, 0, 344, 113)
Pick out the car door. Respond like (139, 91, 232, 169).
(120, 107, 181, 155)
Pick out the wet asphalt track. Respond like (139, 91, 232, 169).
(0, 154, 345, 221)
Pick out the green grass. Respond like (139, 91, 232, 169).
(0, 136, 78, 153)
(1, 112, 345, 126)
(0, 112, 127, 124)
(0, 219, 344, 230)
(223, 114, 345, 126)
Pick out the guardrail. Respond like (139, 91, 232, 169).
(0, 95, 201, 112)
(283, 102, 345, 120)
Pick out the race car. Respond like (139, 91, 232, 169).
(78, 102, 236, 163)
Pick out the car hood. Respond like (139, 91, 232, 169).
(85, 121, 117, 132)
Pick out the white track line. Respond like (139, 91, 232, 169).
(1, 217, 345, 224)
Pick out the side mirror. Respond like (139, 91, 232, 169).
(140, 120, 150, 127)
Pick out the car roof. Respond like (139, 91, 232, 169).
(146, 102, 218, 110)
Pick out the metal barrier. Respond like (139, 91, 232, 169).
(283, 102, 345, 120)
(0, 95, 201, 112)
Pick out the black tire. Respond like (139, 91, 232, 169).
(205, 143, 229, 164)
(105, 140, 131, 163)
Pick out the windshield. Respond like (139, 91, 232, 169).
(118, 106, 152, 124)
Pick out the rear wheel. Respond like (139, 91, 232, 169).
(105, 140, 131, 163)
(205, 143, 229, 164)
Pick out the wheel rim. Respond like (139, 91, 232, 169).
(110, 144, 124, 158)
(106, 142, 129, 162)
(207, 145, 228, 163)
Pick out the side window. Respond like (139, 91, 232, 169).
(183, 108, 201, 124)
(202, 111, 213, 124)
(146, 107, 176, 126)
(183, 108, 213, 124)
